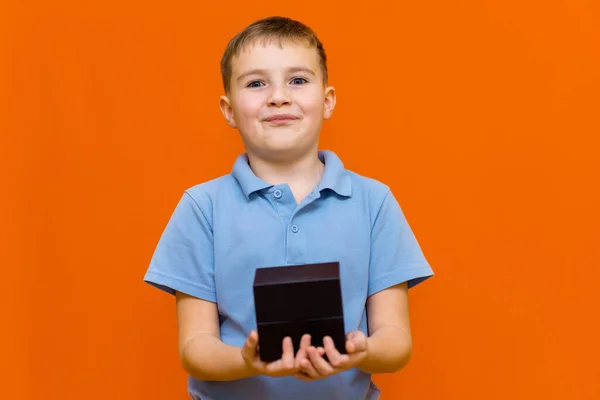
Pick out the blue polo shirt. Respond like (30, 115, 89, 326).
(144, 150, 433, 400)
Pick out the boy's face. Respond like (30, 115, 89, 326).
(219, 40, 336, 161)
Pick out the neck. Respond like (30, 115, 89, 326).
(246, 149, 325, 189)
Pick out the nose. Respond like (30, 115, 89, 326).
(267, 83, 291, 107)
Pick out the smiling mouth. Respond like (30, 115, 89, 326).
(264, 115, 299, 124)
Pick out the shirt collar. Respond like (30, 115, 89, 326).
(231, 153, 273, 199)
(232, 150, 352, 200)
(315, 150, 352, 197)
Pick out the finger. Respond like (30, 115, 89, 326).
(241, 331, 258, 361)
(354, 336, 368, 353)
(300, 334, 311, 350)
(281, 336, 296, 370)
(346, 338, 356, 354)
(324, 336, 348, 369)
(349, 332, 368, 353)
(295, 334, 311, 369)
(307, 346, 334, 376)
(264, 337, 295, 375)
(300, 356, 321, 379)
(346, 331, 356, 353)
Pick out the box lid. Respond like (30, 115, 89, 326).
(252, 262, 344, 323)
(253, 262, 340, 287)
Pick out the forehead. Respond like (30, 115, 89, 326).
(231, 38, 321, 75)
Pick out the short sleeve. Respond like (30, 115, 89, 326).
(368, 190, 434, 296)
(143, 191, 216, 302)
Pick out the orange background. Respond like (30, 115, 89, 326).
(2, 1, 599, 399)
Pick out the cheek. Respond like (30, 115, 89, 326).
(300, 99, 324, 118)
(295, 90, 325, 116)
(233, 95, 264, 122)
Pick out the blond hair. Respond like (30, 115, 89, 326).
(220, 16, 328, 93)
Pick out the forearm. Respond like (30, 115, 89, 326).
(357, 325, 413, 374)
(180, 334, 257, 381)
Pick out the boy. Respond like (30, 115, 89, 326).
(144, 16, 434, 400)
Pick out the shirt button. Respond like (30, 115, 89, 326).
(274, 190, 282, 199)
(291, 224, 299, 233)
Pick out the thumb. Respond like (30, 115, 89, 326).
(352, 332, 368, 352)
(347, 331, 367, 352)
(346, 330, 363, 341)
(242, 330, 258, 361)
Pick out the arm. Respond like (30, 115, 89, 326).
(356, 281, 413, 374)
(176, 291, 257, 381)
(176, 291, 302, 381)
(147, 194, 300, 380)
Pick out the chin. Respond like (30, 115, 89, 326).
(263, 136, 304, 150)
(265, 143, 301, 154)
(257, 142, 308, 159)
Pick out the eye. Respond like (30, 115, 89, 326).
(290, 77, 308, 85)
(247, 80, 265, 88)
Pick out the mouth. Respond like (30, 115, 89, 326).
(263, 114, 300, 124)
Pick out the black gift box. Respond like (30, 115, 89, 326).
(252, 261, 347, 362)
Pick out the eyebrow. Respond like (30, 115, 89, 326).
(236, 66, 316, 83)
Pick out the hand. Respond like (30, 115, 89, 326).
(241, 330, 297, 378)
(295, 331, 369, 381)
(293, 334, 326, 381)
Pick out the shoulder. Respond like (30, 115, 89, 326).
(176, 173, 239, 220)
(346, 169, 392, 210)
(185, 173, 237, 200)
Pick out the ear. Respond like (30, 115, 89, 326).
(219, 95, 237, 128)
(323, 86, 336, 120)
